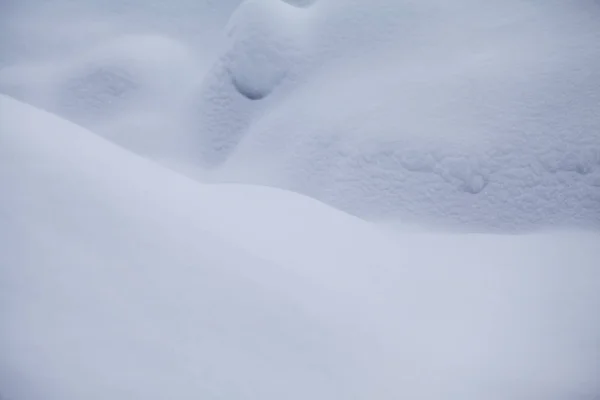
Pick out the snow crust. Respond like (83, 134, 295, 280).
(219, 0, 600, 230)
(224, 0, 308, 100)
(2, 0, 599, 230)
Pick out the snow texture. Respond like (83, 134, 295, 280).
(2, 0, 599, 230)
(2, 1, 600, 399)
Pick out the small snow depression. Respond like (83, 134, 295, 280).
(224, 0, 309, 100)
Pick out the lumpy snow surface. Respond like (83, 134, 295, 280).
(2, 1, 600, 399)
(2, 0, 599, 229)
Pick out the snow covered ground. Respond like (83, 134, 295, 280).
(1, 1, 600, 399)
(2, 94, 600, 400)
(2, 0, 599, 230)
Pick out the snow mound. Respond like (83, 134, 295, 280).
(184, 0, 312, 167)
(224, 0, 309, 100)
(0, 95, 391, 400)
(2, 95, 600, 399)
(0, 34, 198, 160)
(0, 0, 242, 62)
(2, 0, 600, 232)
(217, 0, 600, 231)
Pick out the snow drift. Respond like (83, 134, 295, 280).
(2, 1, 600, 398)
(0, 94, 391, 400)
(217, 0, 600, 230)
(2, 0, 600, 230)
(2, 95, 600, 399)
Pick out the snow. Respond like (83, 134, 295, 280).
(3, 0, 599, 229)
(0, 95, 387, 400)
(224, 0, 308, 100)
(219, 0, 600, 230)
(2, 1, 600, 399)
(2, 95, 600, 399)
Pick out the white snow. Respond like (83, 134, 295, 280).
(223, 0, 308, 100)
(3, 0, 599, 229)
(2, 95, 600, 399)
(0, 95, 388, 400)
(219, 0, 600, 230)
(2, 1, 600, 399)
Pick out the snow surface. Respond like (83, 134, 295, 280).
(2, 1, 600, 399)
(0, 95, 388, 399)
(2, 0, 600, 230)
(2, 95, 600, 399)
(217, 0, 600, 230)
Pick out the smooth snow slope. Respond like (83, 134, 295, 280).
(2, 95, 600, 399)
(2, 0, 600, 230)
(0, 94, 395, 400)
